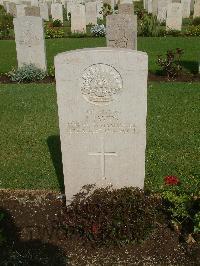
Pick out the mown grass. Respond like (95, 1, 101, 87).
(0, 82, 199, 191)
(0, 36, 199, 74)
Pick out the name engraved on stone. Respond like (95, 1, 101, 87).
(80, 64, 123, 105)
(65, 109, 136, 134)
(89, 136, 117, 180)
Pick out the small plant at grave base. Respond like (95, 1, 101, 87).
(63, 185, 162, 246)
(157, 48, 184, 79)
(8, 64, 46, 83)
(161, 175, 200, 240)
(90, 24, 106, 37)
(52, 19, 62, 27)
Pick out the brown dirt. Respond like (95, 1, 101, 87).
(0, 73, 200, 84)
(0, 189, 199, 265)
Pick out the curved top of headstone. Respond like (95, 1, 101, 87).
(54, 48, 148, 71)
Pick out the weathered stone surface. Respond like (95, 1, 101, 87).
(147, 0, 153, 13)
(7, 2, 17, 16)
(24, 6, 40, 16)
(21, 1, 31, 6)
(31, 0, 39, 7)
(14, 16, 47, 70)
(157, 0, 172, 22)
(97, 0, 103, 20)
(166, 3, 182, 30)
(193, 0, 200, 17)
(181, 0, 191, 18)
(51, 3, 63, 22)
(39, 3, 49, 21)
(71, 3, 86, 33)
(54, 48, 148, 203)
(152, 0, 158, 15)
(120, 0, 133, 3)
(16, 4, 26, 17)
(85, 1, 97, 25)
(106, 14, 137, 50)
(118, 3, 134, 14)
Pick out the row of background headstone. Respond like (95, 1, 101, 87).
(12, 1, 137, 71)
(143, 0, 200, 31)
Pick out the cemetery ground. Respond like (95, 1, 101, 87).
(0, 37, 200, 264)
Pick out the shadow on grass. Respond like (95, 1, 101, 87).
(0, 207, 68, 265)
(47, 135, 64, 193)
(180, 60, 199, 74)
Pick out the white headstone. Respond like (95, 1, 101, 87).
(157, 0, 172, 22)
(97, 0, 103, 20)
(85, 1, 97, 25)
(181, 0, 191, 18)
(14, 16, 47, 70)
(16, 4, 26, 17)
(39, 3, 49, 20)
(31, 0, 39, 6)
(166, 3, 182, 30)
(71, 3, 86, 33)
(193, 0, 200, 17)
(51, 3, 63, 22)
(55, 48, 148, 203)
(106, 14, 137, 50)
(152, 0, 158, 15)
(147, 0, 153, 13)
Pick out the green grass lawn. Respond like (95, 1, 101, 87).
(0, 36, 199, 74)
(0, 82, 199, 192)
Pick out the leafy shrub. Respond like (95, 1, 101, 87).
(192, 16, 200, 26)
(0, 8, 14, 39)
(157, 48, 184, 79)
(161, 175, 200, 238)
(138, 13, 165, 37)
(52, 19, 62, 27)
(162, 191, 200, 236)
(185, 25, 200, 36)
(90, 24, 106, 37)
(45, 26, 65, 38)
(63, 186, 161, 245)
(8, 64, 46, 82)
(102, 3, 112, 17)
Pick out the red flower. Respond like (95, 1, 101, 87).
(91, 223, 100, 235)
(164, 176, 180, 186)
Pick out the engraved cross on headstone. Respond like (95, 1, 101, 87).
(89, 136, 117, 180)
